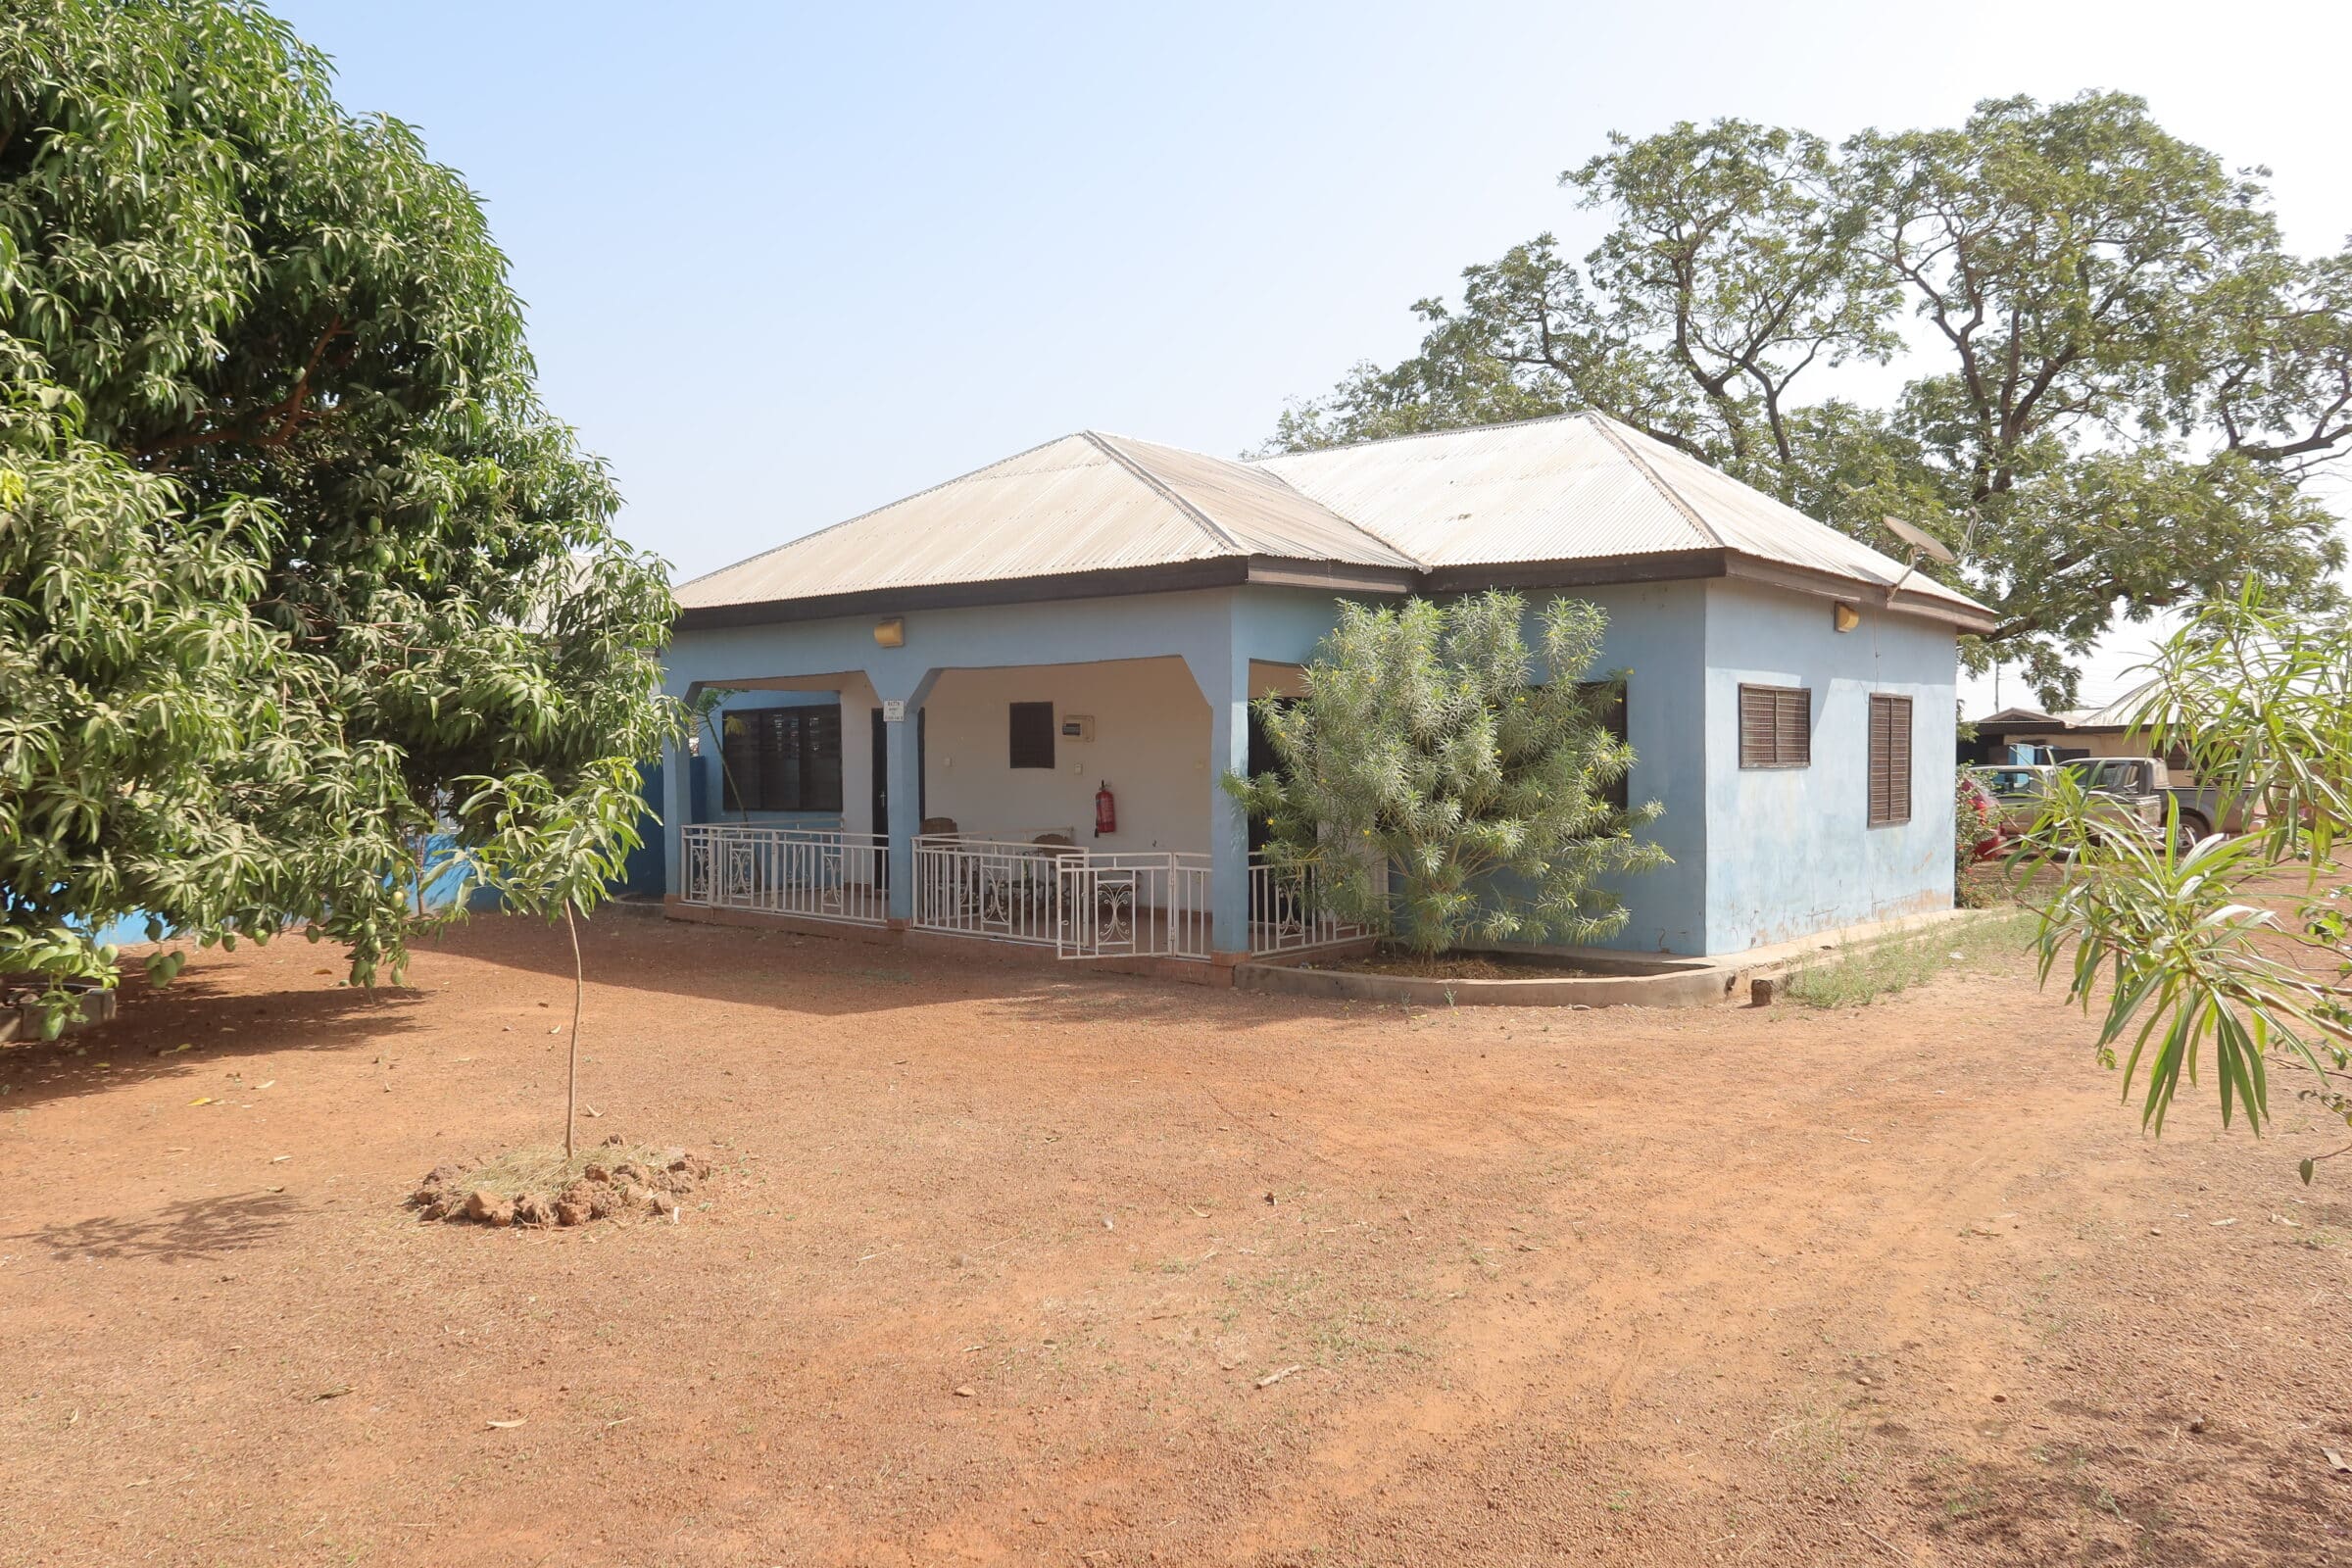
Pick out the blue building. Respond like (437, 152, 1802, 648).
(657, 414, 1990, 974)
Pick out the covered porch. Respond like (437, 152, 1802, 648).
(658, 586, 1380, 975)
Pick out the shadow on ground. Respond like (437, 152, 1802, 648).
(11, 1191, 305, 1262)
(439, 910, 1338, 1031)
(0, 982, 426, 1111)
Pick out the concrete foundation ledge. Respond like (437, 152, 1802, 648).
(1234, 948, 1733, 1008)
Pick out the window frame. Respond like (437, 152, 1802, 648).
(719, 703, 844, 813)
(1738, 683, 1812, 770)
(1867, 693, 1914, 828)
(1008, 701, 1056, 770)
(1577, 678, 1632, 812)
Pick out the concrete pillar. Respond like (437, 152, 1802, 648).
(1188, 643, 1253, 959)
(659, 710, 696, 898)
(877, 668, 940, 923)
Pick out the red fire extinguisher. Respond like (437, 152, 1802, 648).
(1094, 780, 1116, 839)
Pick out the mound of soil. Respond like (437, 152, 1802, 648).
(410, 1136, 713, 1228)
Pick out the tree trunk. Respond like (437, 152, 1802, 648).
(563, 899, 583, 1160)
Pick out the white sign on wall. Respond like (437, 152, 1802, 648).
(881, 699, 906, 722)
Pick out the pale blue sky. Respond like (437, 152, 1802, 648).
(279, 0, 2350, 707)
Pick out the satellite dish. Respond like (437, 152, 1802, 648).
(1882, 515, 1956, 564)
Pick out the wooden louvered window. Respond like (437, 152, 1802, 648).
(720, 705, 844, 812)
(1867, 694, 1913, 827)
(1738, 684, 1811, 769)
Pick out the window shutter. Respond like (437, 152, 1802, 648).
(1740, 687, 1771, 768)
(1774, 689, 1810, 767)
(1739, 685, 1811, 768)
(1868, 694, 1913, 826)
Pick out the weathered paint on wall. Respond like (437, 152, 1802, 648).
(1700, 578, 1955, 952)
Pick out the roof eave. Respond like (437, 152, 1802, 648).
(1427, 549, 1997, 633)
(671, 556, 1417, 631)
(1718, 554, 1999, 634)
(670, 547, 1995, 637)
(1422, 549, 1728, 593)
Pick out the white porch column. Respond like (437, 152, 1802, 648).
(878, 668, 939, 923)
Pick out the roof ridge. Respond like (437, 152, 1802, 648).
(1248, 462, 1426, 566)
(1081, 430, 1246, 554)
(1107, 429, 1429, 569)
(1243, 409, 1589, 465)
(672, 430, 1094, 592)
(1582, 413, 1726, 551)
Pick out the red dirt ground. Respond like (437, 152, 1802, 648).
(3, 912, 2349, 1566)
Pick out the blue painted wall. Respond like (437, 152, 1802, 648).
(1700, 579, 1956, 952)
(1494, 584, 1709, 955)
(659, 575, 1958, 957)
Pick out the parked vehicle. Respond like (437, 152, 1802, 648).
(1978, 748, 2247, 840)
(1967, 759, 2198, 853)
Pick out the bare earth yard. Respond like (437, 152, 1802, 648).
(4, 913, 2350, 1566)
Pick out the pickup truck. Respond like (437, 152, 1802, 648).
(1969, 758, 2212, 851)
(1979, 749, 2249, 841)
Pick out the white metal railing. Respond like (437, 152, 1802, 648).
(1057, 851, 1211, 959)
(679, 829, 1360, 959)
(912, 836, 1065, 948)
(1248, 851, 1366, 955)
(912, 836, 1211, 960)
(681, 824, 889, 926)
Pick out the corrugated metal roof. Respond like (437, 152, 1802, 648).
(1255, 413, 1986, 614)
(1251, 414, 1717, 564)
(1090, 434, 1420, 568)
(678, 411, 1990, 621)
(675, 432, 1411, 611)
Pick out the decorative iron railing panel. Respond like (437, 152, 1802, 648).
(913, 837, 1211, 960)
(1247, 853, 1367, 955)
(680, 825, 889, 926)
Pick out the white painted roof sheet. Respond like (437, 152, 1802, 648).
(679, 412, 1988, 620)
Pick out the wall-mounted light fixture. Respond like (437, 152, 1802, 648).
(1833, 603, 1861, 633)
(873, 616, 906, 648)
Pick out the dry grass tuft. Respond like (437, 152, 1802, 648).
(1784, 911, 2037, 1009)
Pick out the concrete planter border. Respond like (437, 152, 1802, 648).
(1234, 947, 1733, 1008)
